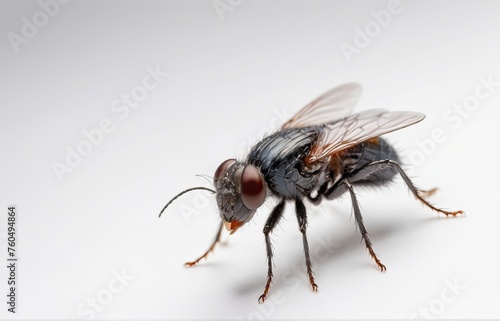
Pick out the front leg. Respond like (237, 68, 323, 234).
(259, 200, 286, 303)
(184, 221, 223, 267)
(295, 199, 319, 292)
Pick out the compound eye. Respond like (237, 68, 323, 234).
(213, 159, 236, 185)
(240, 165, 266, 210)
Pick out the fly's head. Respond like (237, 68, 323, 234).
(213, 159, 266, 234)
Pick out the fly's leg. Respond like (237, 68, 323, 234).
(316, 160, 462, 271)
(295, 199, 319, 292)
(317, 171, 386, 270)
(344, 181, 386, 271)
(185, 221, 224, 267)
(259, 200, 286, 303)
(359, 160, 464, 216)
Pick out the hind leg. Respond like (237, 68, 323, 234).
(375, 160, 463, 216)
(347, 160, 464, 216)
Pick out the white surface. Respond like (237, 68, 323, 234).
(1, 0, 499, 319)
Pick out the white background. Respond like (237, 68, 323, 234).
(1, 0, 499, 320)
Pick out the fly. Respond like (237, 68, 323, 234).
(159, 83, 464, 303)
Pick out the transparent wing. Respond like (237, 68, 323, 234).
(306, 110, 425, 163)
(282, 83, 363, 129)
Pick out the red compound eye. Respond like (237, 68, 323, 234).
(213, 159, 236, 185)
(240, 165, 266, 210)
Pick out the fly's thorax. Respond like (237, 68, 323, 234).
(213, 159, 267, 234)
(247, 127, 324, 198)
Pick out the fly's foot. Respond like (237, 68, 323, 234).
(309, 279, 319, 292)
(307, 269, 319, 292)
(258, 273, 273, 303)
(184, 253, 211, 267)
(377, 262, 387, 272)
(372, 252, 387, 272)
(184, 261, 198, 267)
(442, 209, 465, 217)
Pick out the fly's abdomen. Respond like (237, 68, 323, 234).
(338, 137, 400, 186)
